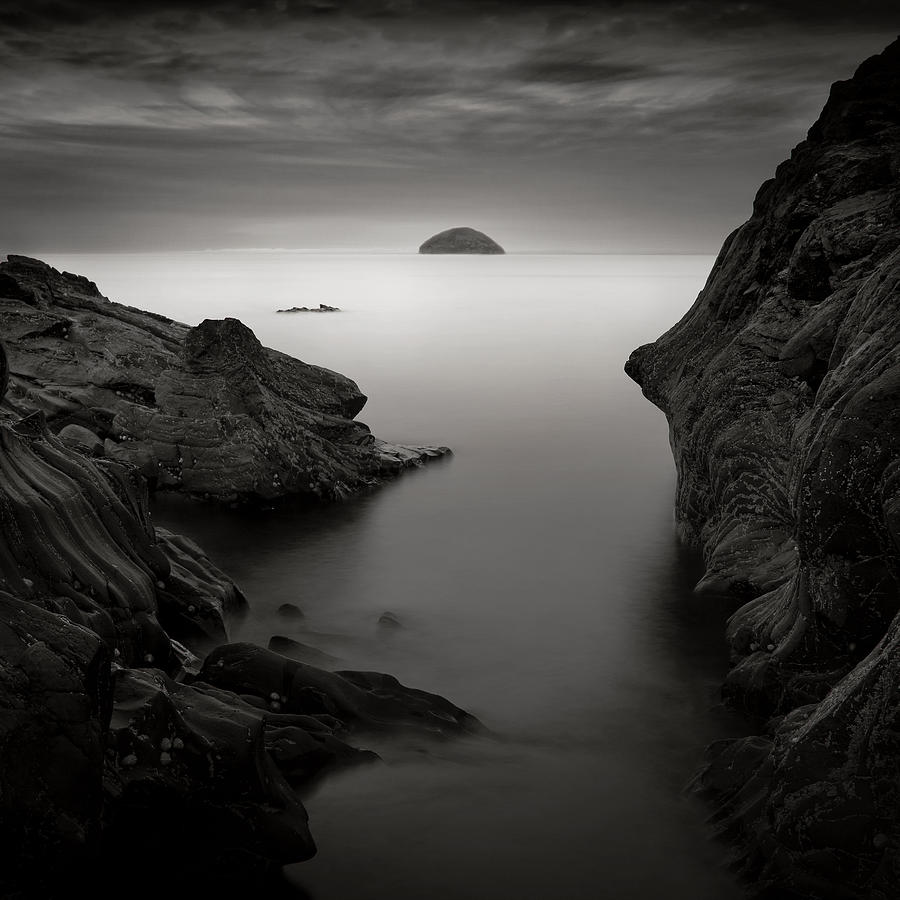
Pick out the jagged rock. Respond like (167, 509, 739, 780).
(419, 227, 505, 254)
(0, 593, 110, 891)
(628, 38, 900, 898)
(276, 304, 340, 313)
(200, 642, 483, 736)
(0, 256, 448, 503)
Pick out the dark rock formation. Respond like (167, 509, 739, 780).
(0, 312, 477, 893)
(0, 593, 110, 881)
(0, 411, 245, 661)
(627, 38, 900, 899)
(200, 643, 483, 737)
(276, 304, 339, 312)
(0, 256, 448, 504)
(418, 227, 505, 254)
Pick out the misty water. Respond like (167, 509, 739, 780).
(43, 251, 745, 899)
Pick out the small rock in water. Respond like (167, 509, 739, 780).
(277, 603, 304, 621)
(378, 611, 403, 629)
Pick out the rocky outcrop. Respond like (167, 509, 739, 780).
(0, 327, 476, 892)
(276, 304, 339, 312)
(627, 38, 900, 898)
(0, 256, 448, 504)
(418, 227, 505, 254)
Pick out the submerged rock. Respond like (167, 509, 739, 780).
(418, 227, 505, 254)
(277, 602, 305, 621)
(0, 256, 448, 504)
(627, 37, 900, 898)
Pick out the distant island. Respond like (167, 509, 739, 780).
(418, 227, 505, 254)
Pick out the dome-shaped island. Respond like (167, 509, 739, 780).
(418, 227, 505, 254)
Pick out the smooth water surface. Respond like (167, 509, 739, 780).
(39, 251, 745, 899)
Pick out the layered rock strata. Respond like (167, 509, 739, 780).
(0, 255, 447, 504)
(627, 38, 900, 899)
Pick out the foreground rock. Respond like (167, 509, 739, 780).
(419, 227, 505, 254)
(0, 256, 448, 503)
(627, 38, 900, 898)
(0, 336, 479, 894)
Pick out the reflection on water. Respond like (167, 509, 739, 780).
(43, 251, 747, 899)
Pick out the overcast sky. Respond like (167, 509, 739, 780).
(0, 1, 897, 252)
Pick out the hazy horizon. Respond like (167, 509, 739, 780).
(1, 1, 897, 254)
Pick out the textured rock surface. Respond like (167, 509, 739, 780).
(0, 593, 110, 881)
(628, 39, 900, 898)
(0, 411, 246, 660)
(419, 227, 505, 254)
(200, 642, 484, 737)
(0, 337, 476, 892)
(0, 256, 448, 503)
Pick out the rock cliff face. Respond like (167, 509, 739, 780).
(419, 227, 505, 254)
(0, 256, 447, 504)
(627, 39, 900, 899)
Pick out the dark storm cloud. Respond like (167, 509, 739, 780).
(0, 0, 897, 250)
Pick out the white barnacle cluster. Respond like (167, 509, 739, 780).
(268, 690, 288, 711)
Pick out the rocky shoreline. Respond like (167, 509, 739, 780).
(627, 38, 900, 899)
(0, 274, 477, 896)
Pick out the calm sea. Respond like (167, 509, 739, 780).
(37, 251, 744, 900)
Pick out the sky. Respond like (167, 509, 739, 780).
(0, 1, 897, 253)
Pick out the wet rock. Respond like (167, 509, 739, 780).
(628, 37, 900, 898)
(105, 667, 316, 871)
(0, 593, 111, 889)
(200, 642, 483, 736)
(0, 257, 449, 503)
(419, 227, 505, 254)
(268, 635, 340, 669)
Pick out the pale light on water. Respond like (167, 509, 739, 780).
(37, 251, 744, 899)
